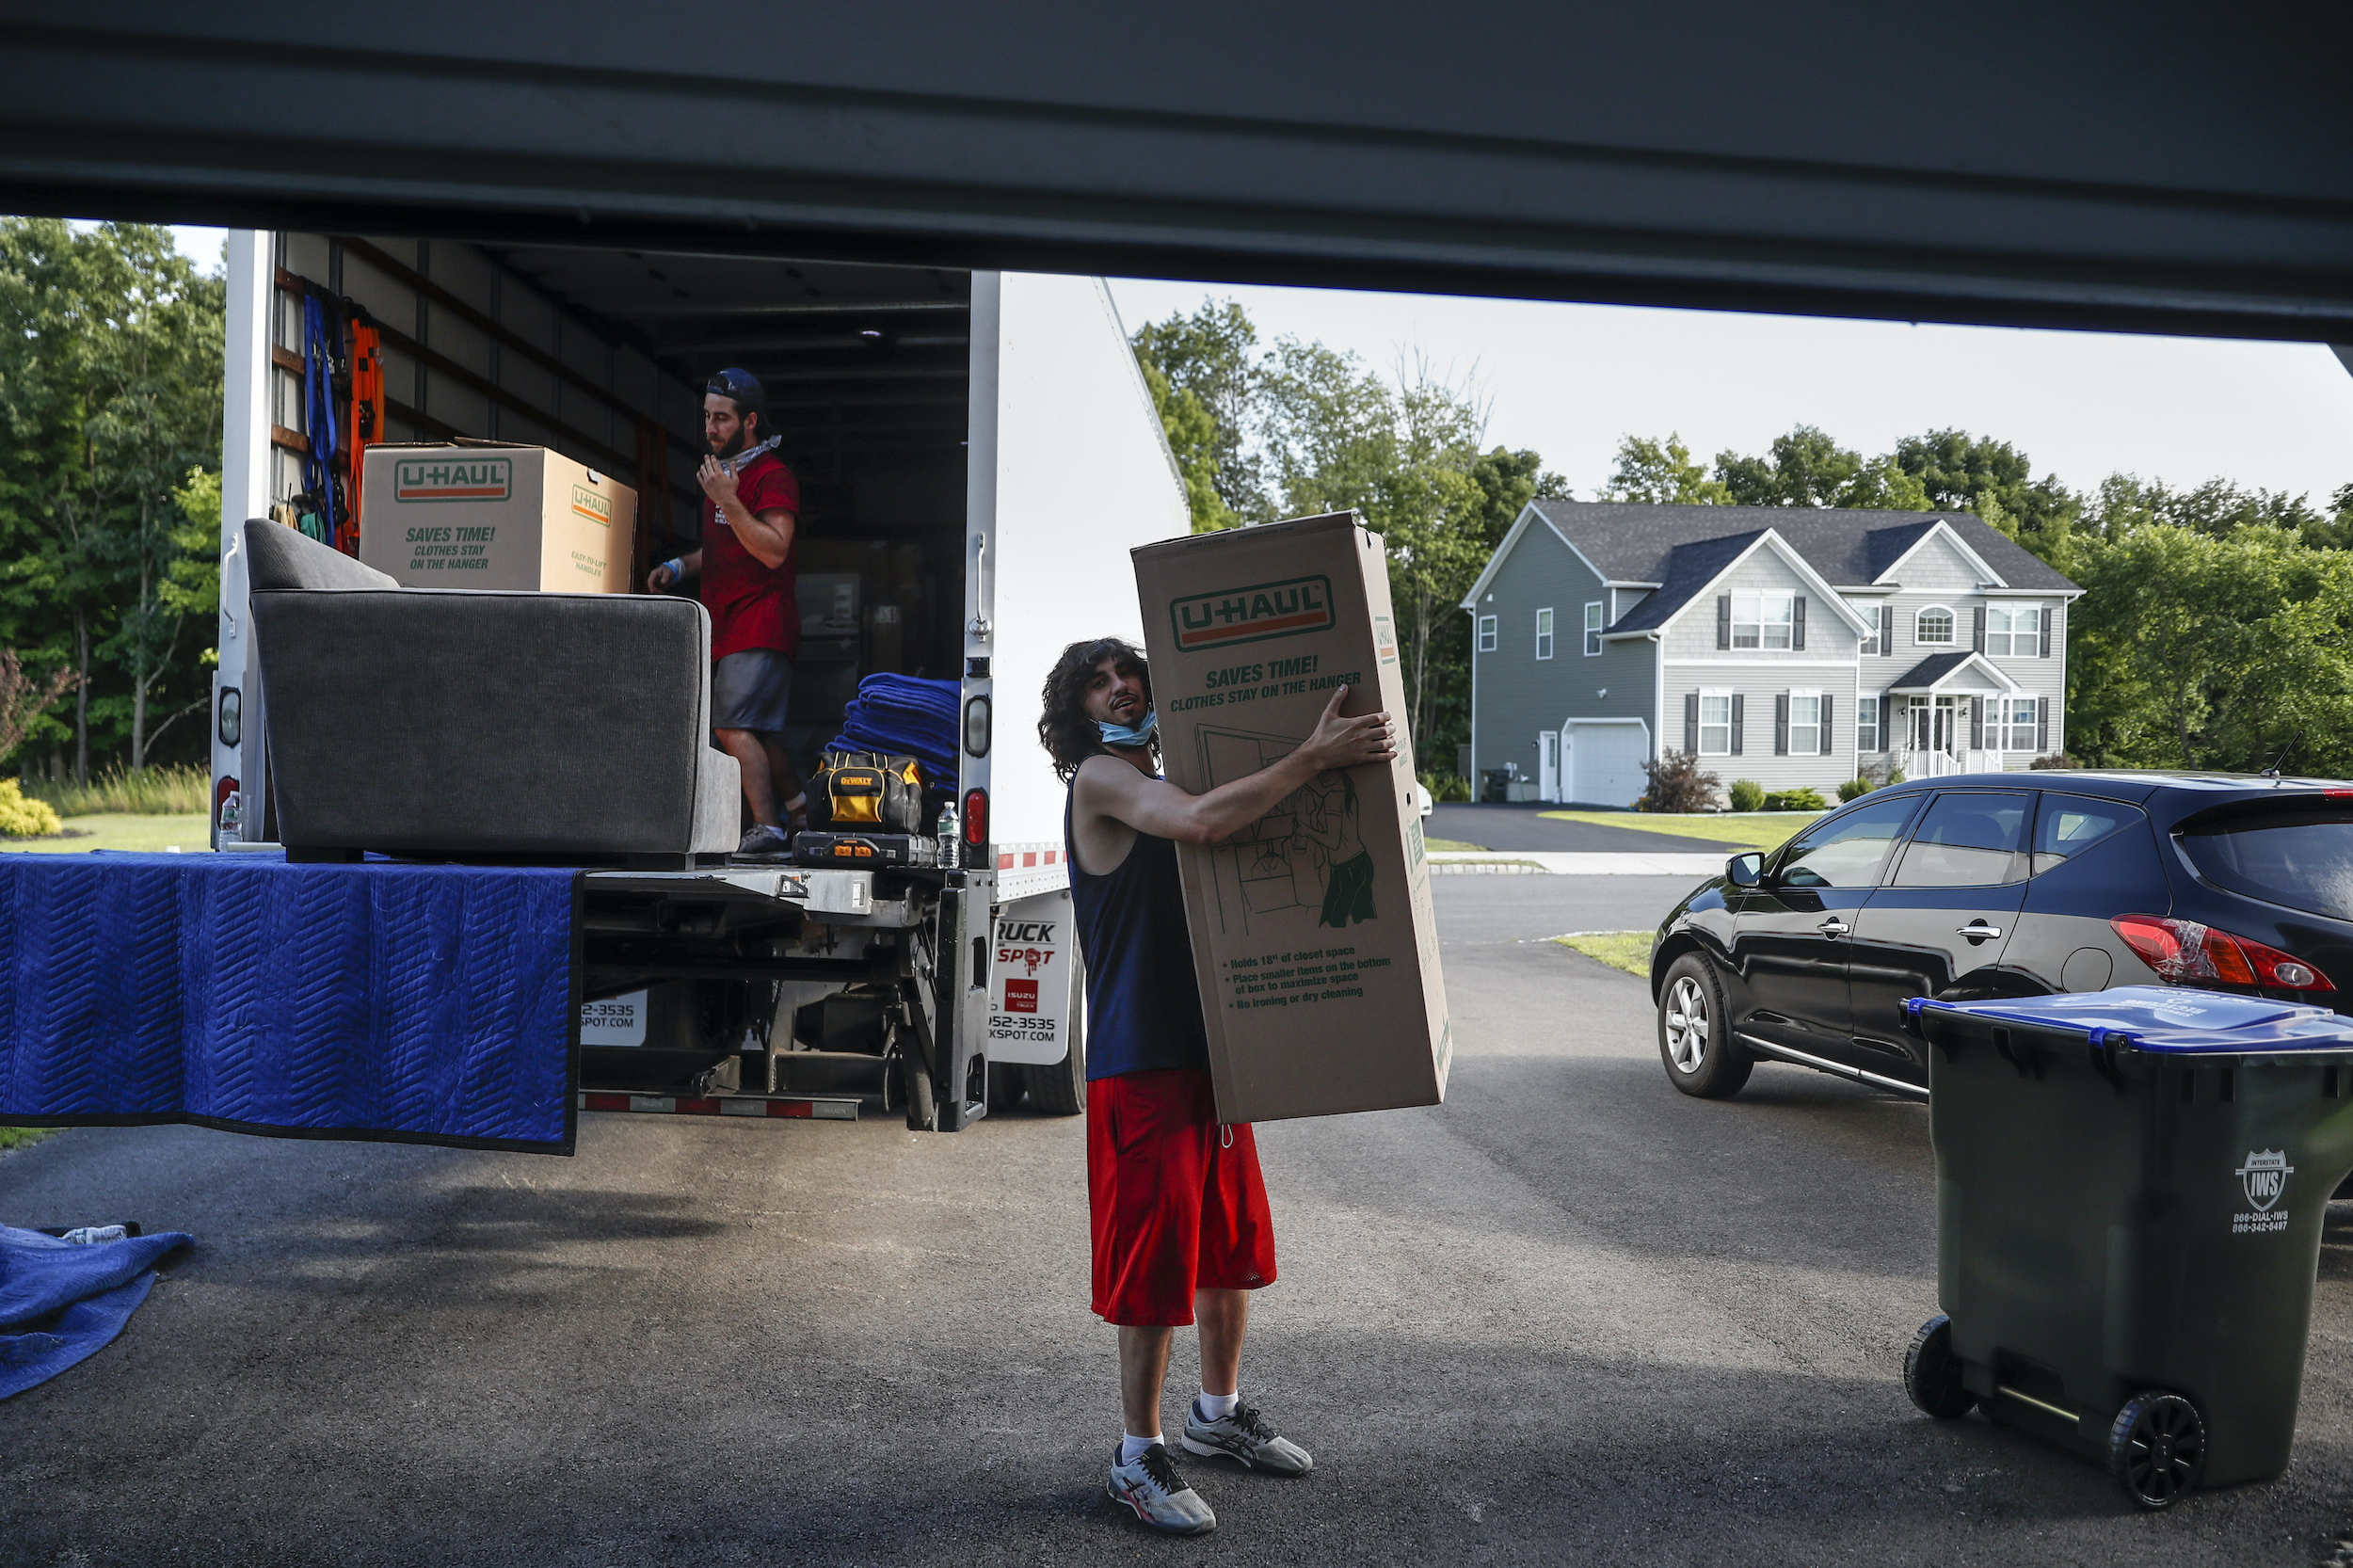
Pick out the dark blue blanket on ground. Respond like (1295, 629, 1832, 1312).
(0, 853, 577, 1153)
(827, 673, 961, 786)
(0, 1224, 193, 1399)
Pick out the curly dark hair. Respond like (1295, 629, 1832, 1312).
(1038, 636, 1156, 782)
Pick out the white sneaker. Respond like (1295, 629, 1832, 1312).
(1108, 1442, 1217, 1534)
(1182, 1399, 1314, 1476)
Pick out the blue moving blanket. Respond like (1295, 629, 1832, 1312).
(0, 853, 578, 1154)
(0, 1224, 193, 1400)
(827, 673, 961, 786)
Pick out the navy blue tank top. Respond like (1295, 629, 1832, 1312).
(1066, 783, 1209, 1080)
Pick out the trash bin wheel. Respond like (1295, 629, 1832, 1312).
(2107, 1391, 2205, 1510)
(1902, 1314, 1977, 1419)
(1657, 952, 1753, 1099)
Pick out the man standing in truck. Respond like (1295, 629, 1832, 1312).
(648, 368, 808, 856)
(1039, 636, 1395, 1535)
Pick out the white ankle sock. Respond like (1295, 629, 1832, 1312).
(1196, 1389, 1240, 1421)
(1119, 1432, 1162, 1464)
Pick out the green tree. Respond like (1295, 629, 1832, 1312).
(1890, 428, 2078, 560)
(1137, 358, 1237, 533)
(1131, 299, 1266, 528)
(1600, 433, 1730, 504)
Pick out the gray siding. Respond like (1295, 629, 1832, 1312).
(1468, 514, 1652, 786)
(1856, 531, 2069, 761)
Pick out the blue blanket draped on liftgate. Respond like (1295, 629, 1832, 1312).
(0, 853, 579, 1155)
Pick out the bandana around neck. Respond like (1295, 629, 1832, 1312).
(721, 434, 782, 474)
(1097, 710, 1159, 748)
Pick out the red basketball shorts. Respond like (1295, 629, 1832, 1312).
(1088, 1068, 1277, 1327)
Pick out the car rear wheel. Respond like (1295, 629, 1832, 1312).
(1657, 952, 1753, 1098)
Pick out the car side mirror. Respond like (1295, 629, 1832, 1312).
(1726, 852, 1766, 888)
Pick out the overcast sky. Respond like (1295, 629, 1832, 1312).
(170, 227, 2351, 505)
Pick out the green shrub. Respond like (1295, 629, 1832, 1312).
(20, 762, 209, 817)
(1417, 770, 1473, 804)
(1837, 776, 1874, 802)
(0, 780, 63, 838)
(1763, 786, 1830, 812)
(1728, 778, 1766, 813)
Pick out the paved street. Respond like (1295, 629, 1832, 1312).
(8, 874, 2353, 1565)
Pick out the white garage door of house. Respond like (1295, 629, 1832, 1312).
(1568, 725, 1648, 809)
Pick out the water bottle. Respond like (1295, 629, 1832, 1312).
(936, 799, 960, 870)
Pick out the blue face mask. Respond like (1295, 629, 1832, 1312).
(1097, 710, 1159, 748)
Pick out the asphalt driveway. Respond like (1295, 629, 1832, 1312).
(1429, 801, 1738, 854)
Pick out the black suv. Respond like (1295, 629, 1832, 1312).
(1650, 773, 2353, 1099)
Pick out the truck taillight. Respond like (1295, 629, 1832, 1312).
(962, 789, 986, 845)
(2110, 914, 2332, 991)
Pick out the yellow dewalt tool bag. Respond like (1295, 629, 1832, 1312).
(810, 751, 923, 834)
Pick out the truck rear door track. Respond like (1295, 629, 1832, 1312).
(579, 1093, 859, 1121)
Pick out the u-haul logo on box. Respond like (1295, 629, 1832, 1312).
(395, 457, 512, 503)
(570, 484, 613, 526)
(1172, 575, 1334, 650)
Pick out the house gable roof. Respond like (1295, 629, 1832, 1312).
(1457, 502, 1617, 610)
(1886, 650, 2023, 694)
(1510, 501, 2078, 633)
(1603, 526, 1880, 640)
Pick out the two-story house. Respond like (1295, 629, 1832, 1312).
(1459, 502, 2083, 807)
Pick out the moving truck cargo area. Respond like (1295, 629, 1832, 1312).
(204, 233, 1190, 1136)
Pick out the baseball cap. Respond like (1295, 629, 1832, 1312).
(705, 367, 768, 419)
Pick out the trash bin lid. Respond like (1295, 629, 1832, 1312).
(1907, 986, 2353, 1054)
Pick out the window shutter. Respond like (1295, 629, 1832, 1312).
(1717, 595, 1731, 650)
(1973, 605, 1986, 653)
(1730, 694, 1745, 755)
(1870, 603, 1884, 655)
(2041, 605, 2054, 658)
(1819, 694, 1834, 756)
(1970, 696, 1984, 750)
(1773, 693, 1789, 755)
(2038, 696, 2050, 752)
(1792, 596, 1807, 650)
(1684, 691, 1699, 755)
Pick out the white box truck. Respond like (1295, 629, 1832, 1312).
(210, 232, 1187, 1132)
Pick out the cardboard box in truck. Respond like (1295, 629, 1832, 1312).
(358, 442, 635, 592)
(1132, 512, 1450, 1124)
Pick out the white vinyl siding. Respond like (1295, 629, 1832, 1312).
(1535, 607, 1554, 660)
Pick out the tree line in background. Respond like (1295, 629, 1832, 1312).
(1133, 298, 2353, 783)
(0, 217, 223, 782)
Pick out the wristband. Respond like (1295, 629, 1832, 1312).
(662, 557, 686, 582)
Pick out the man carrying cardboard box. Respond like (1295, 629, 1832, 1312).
(1040, 635, 1394, 1535)
(648, 368, 808, 856)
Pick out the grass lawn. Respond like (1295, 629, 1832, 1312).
(0, 1127, 54, 1153)
(1539, 808, 1827, 851)
(1553, 930, 1653, 978)
(1424, 837, 1488, 853)
(1, 813, 212, 855)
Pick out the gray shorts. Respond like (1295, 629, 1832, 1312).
(712, 649, 793, 735)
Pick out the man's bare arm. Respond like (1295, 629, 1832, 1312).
(1075, 685, 1396, 846)
(696, 455, 797, 568)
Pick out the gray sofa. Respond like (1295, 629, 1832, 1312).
(245, 520, 741, 867)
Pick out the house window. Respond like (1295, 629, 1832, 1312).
(1477, 615, 1497, 653)
(1535, 607, 1554, 660)
(1986, 604, 2041, 656)
(1698, 694, 1732, 755)
(1584, 600, 1604, 656)
(1998, 696, 2041, 752)
(1732, 593, 1794, 650)
(1788, 692, 1821, 755)
(1857, 695, 1881, 753)
(1855, 602, 1881, 657)
(1916, 605, 1956, 646)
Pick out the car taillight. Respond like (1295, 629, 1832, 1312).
(2110, 914, 2332, 991)
(962, 788, 986, 845)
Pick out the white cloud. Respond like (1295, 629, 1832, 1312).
(1108, 278, 2353, 507)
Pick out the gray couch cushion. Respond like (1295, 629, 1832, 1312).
(245, 519, 400, 592)
(253, 584, 740, 857)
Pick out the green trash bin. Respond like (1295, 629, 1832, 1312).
(1904, 985, 2353, 1510)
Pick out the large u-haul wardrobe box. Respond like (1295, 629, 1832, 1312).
(1131, 512, 1450, 1124)
(359, 442, 636, 592)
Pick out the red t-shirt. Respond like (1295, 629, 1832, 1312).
(700, 449, 801, 661)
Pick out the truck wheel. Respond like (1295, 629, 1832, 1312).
(1019, 1012, 1086, 1116)
(1657, 952, 1752, 1098)
(2109, 1391, 2204, 1510)
(901, 1051, 937, 1131)
(1902, 1315, 1976, 1419)
(986, 1060, 1026, 1113)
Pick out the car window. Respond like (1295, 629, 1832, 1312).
(2181, 807, 2353, 921)
(1777, 793, 1921, 888)
(1891, 791, 2032, 888)
(2028, 794, 2145, 875)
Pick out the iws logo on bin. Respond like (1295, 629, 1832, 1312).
(1172, 576, 1334, 651)
(2233, 1149, 2294, 1234)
